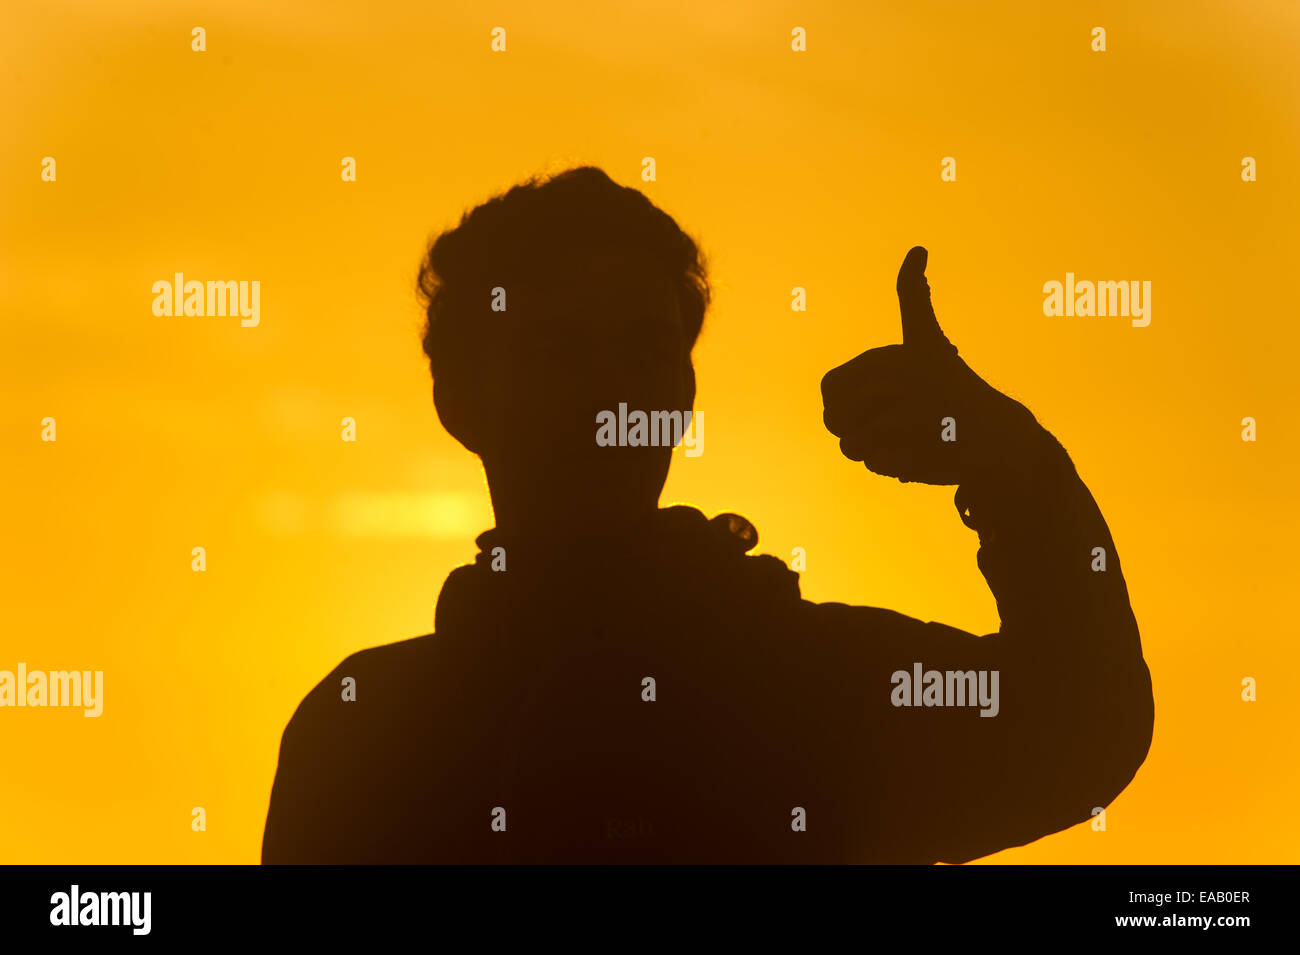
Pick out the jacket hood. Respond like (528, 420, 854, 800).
(434, 505, 802, 635)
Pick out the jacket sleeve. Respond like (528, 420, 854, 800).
(261, 657, 363, 865)
(808, 423, 1154, 863)
(261, 687, 331, 864)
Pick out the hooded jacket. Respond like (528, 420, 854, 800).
(263, 436, 1153, 864)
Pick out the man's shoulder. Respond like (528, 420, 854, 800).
(264, 633, 443, 862)
(279, 633, 437, 745)
(798, 598, 935, 636)
(796, 597, 981, 656)
(327, 631, 436, 679)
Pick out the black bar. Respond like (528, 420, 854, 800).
(0, 864, 1279, 942)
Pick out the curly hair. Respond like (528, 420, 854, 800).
(416, 166, 710, 381)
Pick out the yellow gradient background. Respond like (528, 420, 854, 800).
(2, 0, 1297, 863)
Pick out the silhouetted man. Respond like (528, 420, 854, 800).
(263, 167, 1153, 864)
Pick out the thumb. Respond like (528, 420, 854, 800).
(896, 246, 957, 356)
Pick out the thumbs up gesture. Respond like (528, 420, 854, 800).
(820, 247, 1039, 485)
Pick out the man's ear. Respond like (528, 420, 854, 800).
(682, 360, 697, 411)
(433, 377, 485, 455)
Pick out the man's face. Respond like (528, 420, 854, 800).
(483, 260, 695, 516)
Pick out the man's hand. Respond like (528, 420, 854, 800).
(820, 247, 1039, 485)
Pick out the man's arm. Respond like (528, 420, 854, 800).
(817, 248, 1154, 863)
(262, 654, 373, 864)
(262, 686, 336, 864)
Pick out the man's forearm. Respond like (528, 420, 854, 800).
(957, 412, 1140, 647)
(952, 413, 1153, 831)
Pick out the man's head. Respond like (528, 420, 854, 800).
(417, 166, 709, 532)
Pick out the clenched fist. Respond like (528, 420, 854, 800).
(820, 247, 1042, 486)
